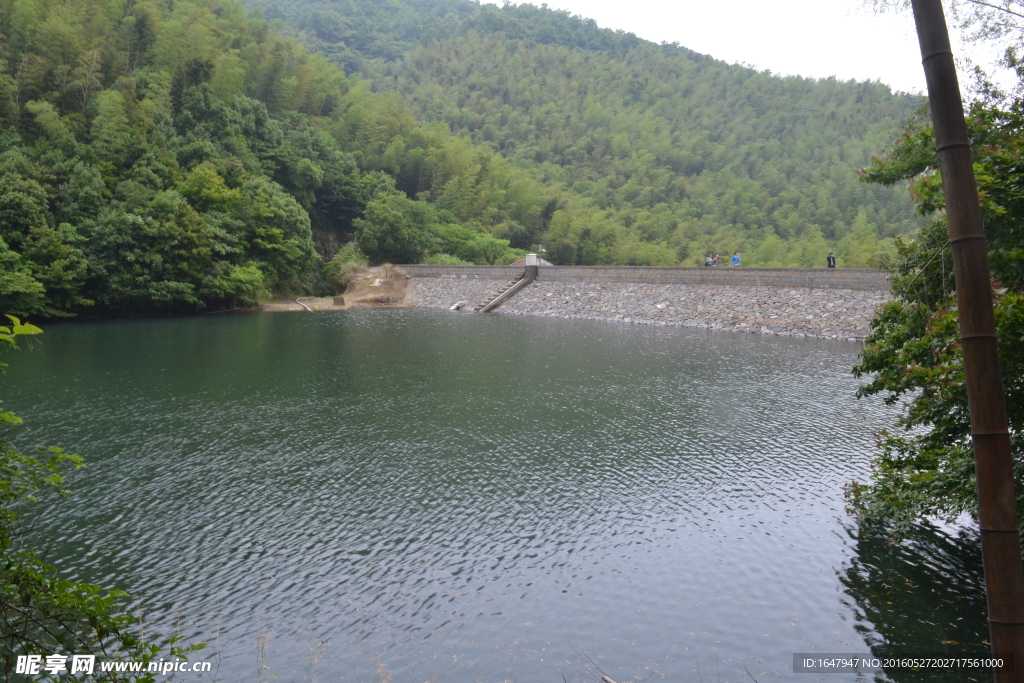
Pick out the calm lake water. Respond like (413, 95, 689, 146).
(5, 310, 989, 682)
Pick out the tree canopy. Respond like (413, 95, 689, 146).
(0, 0, 932, 318)
(0, 0, 537, 317)
(849, 100, 1024, 548)
(260, 0, 925, 266)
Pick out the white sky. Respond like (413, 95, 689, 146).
(508, 0, 1011, 96)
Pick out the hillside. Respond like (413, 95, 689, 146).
(0, 0, 924, 319)
(259, 0, 925, 266)
(0, 0, 544, 317)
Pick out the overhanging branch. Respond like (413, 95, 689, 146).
(965, 0, 1024, 21)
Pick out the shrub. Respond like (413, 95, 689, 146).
(318, 243, 369, 295)
(323, 260, 365, 294)
(422, 253, 472, 265)
(208, 263, 268, 308)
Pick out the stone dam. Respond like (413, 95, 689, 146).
(404, 265, 891, 342)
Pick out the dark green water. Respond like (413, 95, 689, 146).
(4, 310, 989, 682)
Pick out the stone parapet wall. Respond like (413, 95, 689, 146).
(401, 264, 890, 291)
(401, 265, 525, 280)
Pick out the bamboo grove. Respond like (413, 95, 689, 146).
(0, 0, 933, 317)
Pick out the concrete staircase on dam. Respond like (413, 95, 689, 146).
(474, 277, 530, 312)
(449, 277, 522, 311)
(448, 257, 542, 313)
(477, 259, 541, 312)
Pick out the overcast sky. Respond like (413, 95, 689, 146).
(512, 0, 1008, 95)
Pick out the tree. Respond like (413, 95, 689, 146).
(235, 176, 316, 286)
(90, 90, 132, 165)
(848, 100, 1024, 549)
(0, 240, 47, 317)
(353, 192, 429, 264)
(867, 0, 1024, 96)
(0, 0, 935, 317)
(868, 1, 1024, 42)
(266, 0, 922, 267)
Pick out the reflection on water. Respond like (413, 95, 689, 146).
(3, 310, 990, 681)
(840, 522, 990, 683)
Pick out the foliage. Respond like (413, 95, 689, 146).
(353, 192, 430, 264)
(849, 100, 1024, 547)
(0, 0, 560, 320)
(320, 243, 368, 294)
(209, 263, 269, 308)
(322, 259, 363, 294)
(353, 191, 525, 265)
(867, 0, 1024, 96)
(330, 242, 370, 268)
(421, 253, 472, 265)
(0, 318, 202, 681)
(0, 0, 950, 318)
(263, 0, 924, 267)
(0, 0, 932, 317)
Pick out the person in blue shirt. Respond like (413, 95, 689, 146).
(827, 252, 836, 268)
(731, 251, 740, 267)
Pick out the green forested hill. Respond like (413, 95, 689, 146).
(0, 0, 923, 319)
(0, 0, 548, 316)
(261, 0, 924, 266)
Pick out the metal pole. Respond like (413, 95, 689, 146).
(910, 1, 1024, 679)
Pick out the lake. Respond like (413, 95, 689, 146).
(4, 310, 989, 682)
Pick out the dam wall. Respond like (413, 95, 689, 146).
(402, 265, 890, 290)
(405, 265, 891, 341)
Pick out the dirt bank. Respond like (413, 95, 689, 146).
(260, 265, 412, 313)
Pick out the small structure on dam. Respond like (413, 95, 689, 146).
(405, 264, 891, 341)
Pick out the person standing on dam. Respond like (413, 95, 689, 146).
(732, 251, 741, 267)
(827, 252, 836, 268)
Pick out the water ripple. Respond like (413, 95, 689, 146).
(2, 310, 982, 682)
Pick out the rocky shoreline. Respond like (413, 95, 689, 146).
(412, 277, 889, 341)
